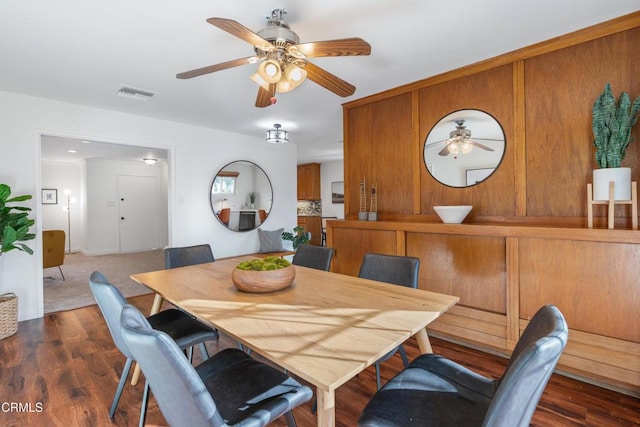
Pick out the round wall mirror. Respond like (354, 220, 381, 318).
(210, 161, 273, 231)
(424, 109, 506, 188)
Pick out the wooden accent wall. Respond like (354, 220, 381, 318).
(343, 12, 640, 226)
(338, 12, 640, 397)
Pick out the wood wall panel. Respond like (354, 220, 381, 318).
(519, 238, 640, 343)
(417, 65, 516, 217)
(344, 93, 413, 219)
(406, 232, 506, 313)
(525, 27, 640, 218)
(331, 228, 397, 276)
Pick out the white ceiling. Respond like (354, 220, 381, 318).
(2, 1, 638, 164)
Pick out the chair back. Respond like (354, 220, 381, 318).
(165, 244, 214, 269)
(358, 253, 420, 288)
(43, 230, 65, 268)
(258, 209, 268, 224)
(218, 208, 230, 225)
(483, 305, 568, 427)
(88, 271, 134, 359)
(120, 304, 225, 427)
(292, 244, 334, 271)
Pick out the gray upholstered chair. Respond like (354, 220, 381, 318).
(359, 253, 420, 389)
(89, 271, 219, 426)
(292, 244, 334, 271)
(358, 304, 569, 427)
(165, 243, 215, 269)
(165, 243, 219, 344)
(120, 303, 313, 427)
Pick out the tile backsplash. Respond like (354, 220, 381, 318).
(297, 200, 322, 215)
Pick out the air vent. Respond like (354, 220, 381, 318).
(114, 85, 155, 101)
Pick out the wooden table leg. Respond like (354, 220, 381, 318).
(316, 387, 335, 427)
(414, 328, 433, 354)
(131, 293, 164, 385)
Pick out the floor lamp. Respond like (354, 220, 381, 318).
(62, 189, 75, 254)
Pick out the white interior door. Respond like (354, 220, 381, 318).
(118, 175, 159, 252)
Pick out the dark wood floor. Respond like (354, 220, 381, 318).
(1, 294, 638, 426)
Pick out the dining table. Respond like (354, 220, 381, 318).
(130, 255, 459, 427)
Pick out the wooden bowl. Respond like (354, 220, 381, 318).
(231, 265, 295, 293)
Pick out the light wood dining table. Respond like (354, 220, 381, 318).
(130, 255, 459, 427)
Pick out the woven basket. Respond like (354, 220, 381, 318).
(0, 293, 18, 340)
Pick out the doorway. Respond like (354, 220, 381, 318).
(41, 135, 169, 313)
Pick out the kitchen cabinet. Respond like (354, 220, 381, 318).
(297, 163, 321, 200)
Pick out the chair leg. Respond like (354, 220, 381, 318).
(284, 410, 297, 427)
(109, 358, 132, 418)
(139, 381, 150, 427)
(198, 342, 210, 360)
(187, 346, 194, 363)
(398, 344, 410, 368)
(375, 362, 382, 390)
(58, 266, 65, 281)
(311, 398, 317, 414)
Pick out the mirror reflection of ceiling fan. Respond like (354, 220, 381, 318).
(176, 9, 371, 108)
(431, 119, 499, 156)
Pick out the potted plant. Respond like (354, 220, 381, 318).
(0, 184, 35, 255)
(231, 256, 295, 293)
(249, 192, 256, 209)
(282, 226, 310, 249)
(592, 83, 640, 200)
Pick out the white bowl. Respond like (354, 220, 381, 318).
(433, 205, 472, 224)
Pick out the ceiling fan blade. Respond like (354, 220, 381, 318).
(304, 61, 355, 97)
(176, 56, 259, 79)
(206, 17, 274, 52)
(438, 144, 451, 156)
(289, 37, 371, 58)
(255, 84, 276, 108)
(468, 140, 495, 151)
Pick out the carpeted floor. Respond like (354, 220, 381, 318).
(43, 249, 164, 313)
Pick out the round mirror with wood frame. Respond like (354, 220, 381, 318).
(424, 109, 506, 188)
(210, 161, 273, 232)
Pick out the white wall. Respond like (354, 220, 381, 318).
(320, 160, 345, 219)
(41, 161, 84, 253)
(0, 90, 297, 321)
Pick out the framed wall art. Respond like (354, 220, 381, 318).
(42, 189, 58, 204)
(331, 181, 344, 204)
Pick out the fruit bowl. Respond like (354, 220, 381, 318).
(433, 205, 473, 224)
(231, 257, 295, 293)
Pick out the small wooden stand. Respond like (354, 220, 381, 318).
(587, 181, 637, 229)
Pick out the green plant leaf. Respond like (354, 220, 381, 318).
(0, 184, 35, 255)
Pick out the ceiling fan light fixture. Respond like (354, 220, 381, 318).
(258, 59, 282, 83)
(285, 63, 306, 82)
(276, 63, 307, 93)
(266, 123, 289, 144)
(250, 72, 270, 90)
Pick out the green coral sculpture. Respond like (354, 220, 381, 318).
(592, 83, 640, 168)
(0, 184, 36, 255)
(236, 256, 291, 271)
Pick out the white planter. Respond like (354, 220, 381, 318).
(593, 167, 631, 201)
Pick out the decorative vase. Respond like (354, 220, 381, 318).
(231, 265, 295, 293)
(593, 167, 631, 201)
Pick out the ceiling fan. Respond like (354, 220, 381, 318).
(433, 120, 498, 156)
(176, 9, 371, 107)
